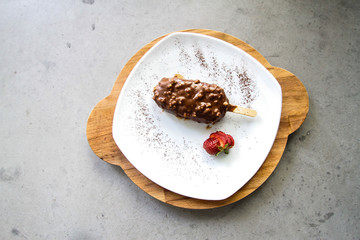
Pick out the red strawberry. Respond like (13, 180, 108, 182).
(226, 134, 235, 147)
(203, 137, 220, 155)
(210, 131, 227, 147)
(210, 131, 235, 148)
(203, 131, 235, 156)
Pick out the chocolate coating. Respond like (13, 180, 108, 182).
(153, 77, 230, 124)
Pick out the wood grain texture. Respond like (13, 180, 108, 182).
(86, 29, 309, 209)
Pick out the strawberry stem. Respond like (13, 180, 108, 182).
(216, 144, 230, 156)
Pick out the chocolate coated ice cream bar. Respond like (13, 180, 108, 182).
(153, 75, 256, 124)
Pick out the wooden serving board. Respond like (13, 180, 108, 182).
(86, 29, 309, 209)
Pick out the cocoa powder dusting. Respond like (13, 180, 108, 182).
(131, 87, 201, 174)
(195, 48, 208, 69)
(236, 71, 257, 107)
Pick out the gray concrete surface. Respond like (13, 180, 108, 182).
(0, 0, 359, 239)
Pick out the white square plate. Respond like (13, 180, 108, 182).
(113, 32, 282, 200)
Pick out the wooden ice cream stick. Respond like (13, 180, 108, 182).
(228, 105, 257, 117)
